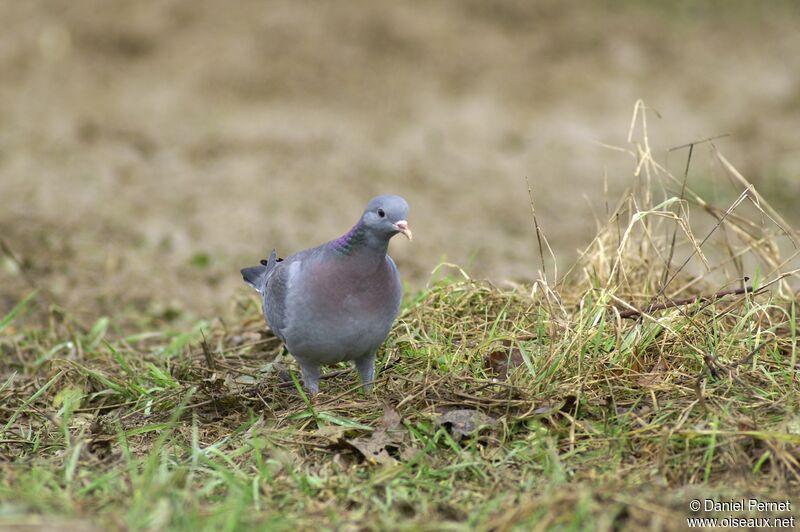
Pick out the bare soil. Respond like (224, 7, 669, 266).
(2, 0, 799, 324)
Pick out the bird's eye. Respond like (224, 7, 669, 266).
(377, 208, 385, 218)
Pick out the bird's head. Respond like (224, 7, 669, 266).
(361, 195, 412, 241)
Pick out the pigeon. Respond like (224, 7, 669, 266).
(241, 195, 412, 395)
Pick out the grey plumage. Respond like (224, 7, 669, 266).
(241, 195, 411, 394)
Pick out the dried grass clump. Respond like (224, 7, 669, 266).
(1, 102, 798, 529)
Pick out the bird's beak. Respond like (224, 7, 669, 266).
(394, 220, 413, 240)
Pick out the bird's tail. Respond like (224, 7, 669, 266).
(240, 249, 280, 295)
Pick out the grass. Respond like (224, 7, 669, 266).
(1, 106, 799, 530)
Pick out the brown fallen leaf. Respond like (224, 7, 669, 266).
(347, 431, 400, 465)
(435, 409, 498, 441)
(636, 356, 668, 387)
(530, 395, 578, 418)
(485, 340, 525, 379)
(328, 405, 406, 465)
(87, 434, 115, 461)
(314, 425, 350, 442)
(379, 404, 401, 430)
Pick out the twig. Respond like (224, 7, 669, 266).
(693, 375, 708, 414)
(525, 176, 556, 283)
(667, 133, 731, 152)
(200, 332, 216, 371)
(731, 340, 770, 368)
(661, 141, 694, 290)
(618, 286, 757, 319)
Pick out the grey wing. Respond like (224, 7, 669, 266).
(263, 247, 317, 342)
(263, 261, 292, 342)
(386, 255, 403, 311)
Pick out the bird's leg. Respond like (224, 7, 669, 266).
(298, 362, 320, 395)
(353, 352, 376, 394)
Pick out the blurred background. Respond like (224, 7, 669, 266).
(1, 0, 799, 327)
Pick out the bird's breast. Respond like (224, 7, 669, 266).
(311, 256, 397, 313)
(284, 256, 401, 361)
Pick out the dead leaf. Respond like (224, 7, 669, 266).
(531, 395, 578, 417)
(87, 434, 115, 460)
(347, 431, 399, 465)
(435, 409, 498, 440)
(485, 340, 525, 379)
(637, 356, 667, 386)
(314, 425, 349, 442)
(328, 405, 406, 465)
(379, 404, 401, 429)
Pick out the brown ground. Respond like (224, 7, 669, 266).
(1, 0, 799, 326)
